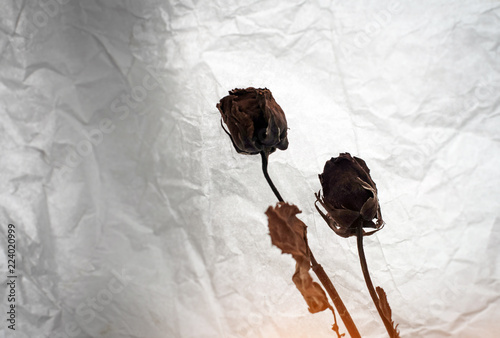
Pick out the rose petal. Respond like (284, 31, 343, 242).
(360, 197, 378, 221)
(326, 207, 360, 229)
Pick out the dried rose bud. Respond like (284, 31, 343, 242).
(315, 153, 383, 238)
(216, 87, 288, 155)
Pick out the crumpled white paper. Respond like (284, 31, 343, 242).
(1, 0, 499, 337)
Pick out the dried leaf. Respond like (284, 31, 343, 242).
(292, 257, 330, 313)
(376, 286, 400, 337)
(266, 202, 308, 259)
(266, 203, 330, 313)
(376, 286, 392, 319)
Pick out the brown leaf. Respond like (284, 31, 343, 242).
(376, 286, 400, 337)
(292, 257, 330, 313)
(376, 286, 392, 319)
(266, 202, 308, 259)
(266, 202, 330, 313)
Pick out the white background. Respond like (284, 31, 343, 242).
(0, 0, 499, 337)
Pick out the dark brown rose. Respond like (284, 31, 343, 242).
(315, 153, 383, 238)
(216, 87, 288, 155)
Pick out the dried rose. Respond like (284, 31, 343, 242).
(216, 87, 288, 155)
(315, 153, 383, 238)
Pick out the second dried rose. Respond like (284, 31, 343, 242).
(315, 153, 383, 237)
(217, 87, 288, 155)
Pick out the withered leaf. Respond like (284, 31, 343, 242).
(292, 257, 330, 313)
(266, 202, 308, 259)
(376, 286, 400, 338)
(266, 203, 330, 314)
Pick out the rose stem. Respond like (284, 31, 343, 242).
(309, 253, 361, 338)
(260, 151, 361, 338)
(356, 221, 395, 337)
(260, 151, 284, 202)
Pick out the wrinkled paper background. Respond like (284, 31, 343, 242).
(1, 1, 499, 337)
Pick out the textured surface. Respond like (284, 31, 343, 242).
(0, 1, 499, 337)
